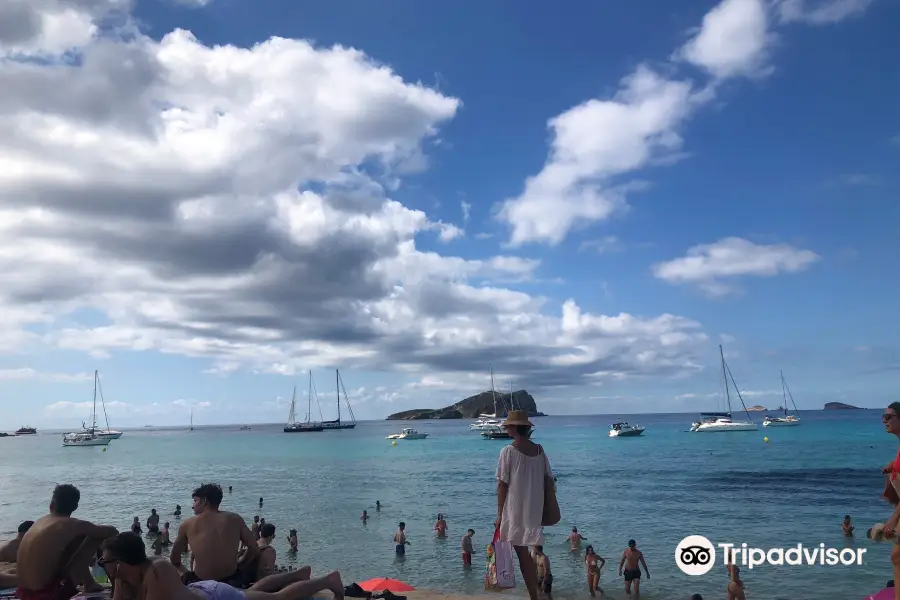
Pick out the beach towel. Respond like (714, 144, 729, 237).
(864, 588, 895, 600)
(484, 528, 515, 591)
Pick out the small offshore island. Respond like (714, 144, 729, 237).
(746, 405, 768, 411)
(824, 402, 862, 410)
(387, 389, 546, 420)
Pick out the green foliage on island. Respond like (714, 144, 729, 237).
(386, 390, 546, 420)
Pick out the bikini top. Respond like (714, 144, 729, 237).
(891, 449, 900, 481)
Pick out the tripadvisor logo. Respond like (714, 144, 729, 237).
(674, 536, 866, 575)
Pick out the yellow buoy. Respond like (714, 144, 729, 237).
(763, 437, 769, 443)
(391, 441, 397, 446)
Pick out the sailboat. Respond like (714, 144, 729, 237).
(284, 372, 324, 433)
(189, 409, 193, 432)
(763, 371, 801, 427)
(690, 345, 758, 432)
(80, 371, 123, 440)
(321, 369, 356, 431)
(471, 366, 504, 431)
(63, 372, 112, 447)
(482, 375, 531, 439)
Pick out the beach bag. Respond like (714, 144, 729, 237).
(485, 528, 516, 591)
(539, 445, 561, 526)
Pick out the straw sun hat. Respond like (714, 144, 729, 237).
(502, 410, 534, 427)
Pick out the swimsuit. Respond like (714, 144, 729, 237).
(188, 581, 246, 600)
(624, 568, 641, 581)
(17, 578, 78, 600)
(539, 573, 553, 592)
(462, 552, 471, 565)
(395, 545, 405, 555)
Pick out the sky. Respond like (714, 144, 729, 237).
(0, 0, 897, 428)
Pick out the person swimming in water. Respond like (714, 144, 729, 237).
(361, 511, 368, 523)
(618, 539, 649, 597)
(433, 514, 447, 538)
(174, 505, 182, 518)
(147, 509, 160, 536)
(843, 515, 855, 536)
(393, 523, 410, 555)
(726, 559, 745, 600)
(584, 545, 605, 597)
(286, 529, 298, 553)
(567, 527, 586, 551)
(161, 523, 172, 546)
(375, 501, 381, 512)
(131, 517, 143, 535)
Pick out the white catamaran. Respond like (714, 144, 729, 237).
(691, 345, 758, 433)
(763, 371, 801, 427)
(63, 371, 113, 447)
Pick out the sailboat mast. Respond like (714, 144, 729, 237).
(780, 370, 787, 416)
(490, 366, 498, 416)
(719, 344, 732, 414)
(336, 369, 341, 423)
(91, 370, 98, 429)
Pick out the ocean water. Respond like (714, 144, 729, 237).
(0, 410, 895, 600)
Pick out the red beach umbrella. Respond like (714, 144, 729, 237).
(358, 578, 416, 593)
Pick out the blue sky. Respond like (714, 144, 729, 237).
(0, 0, 897, 428)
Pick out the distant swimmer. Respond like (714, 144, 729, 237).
(617, 539, 649, 597)
(843, 515, 855, 536)
(252, 516, 261, 540)
(16, 483, 118, 598)
(584, 545, 605, 597)
(393, 522, 410, 555)
(228, 486, 233, 493)
(147, 509, 160, 536)
(287, 529, 298, 553)
(174, 505, 182, 518)
(434, 514, 447, 538)
(533, 545, 552, 598)
(375, 501, 381, 512)
(461, 529, 475, 566)
(151, 534, 163, 556)
(361, 511, 368, 523)
(131, 517, 143, 535)
(568, 527, 586, 550)
(259, 497, 264, 508)
(161, 522, 172, 546)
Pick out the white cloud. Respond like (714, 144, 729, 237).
(0, 0, 715, 395)
(460, 200, 471, 224)
(173, 0, 212, 6)
(0, 367, 93, 382)
(652, 237, 820, 296)
(775, 0, 875, 24)
(579, 235, 622, 254)
(678, 0, 773, 79)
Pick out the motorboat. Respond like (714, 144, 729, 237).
(240, 425, 251, 430)
(15, 426, 37, 435)
(609, 422, 645, 437)
(691, 345, 758, 433)
(387, 428, 429, 440)
(470, 418, 501, 430)
(62, 431, 111, 447)
(763, 371, 801, 427)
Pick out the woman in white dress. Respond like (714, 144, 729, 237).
(495, 410, 553, 600)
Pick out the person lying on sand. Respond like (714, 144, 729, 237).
(102, 532, 345, 600)
(16, 484, 118, 600)
(171, 483, 259, 586)
(0, 521, 34, 588)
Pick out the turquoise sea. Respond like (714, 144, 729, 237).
(0, 410, 895, 600)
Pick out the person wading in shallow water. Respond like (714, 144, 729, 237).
(881, 402, 900, 600)
(495, 410, 555, 600)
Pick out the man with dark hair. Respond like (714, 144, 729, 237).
(15, 484, 118, 600)
(0, 521, 36, 587)
(171, 483, 259, 585)
(102, 532, 344, 600)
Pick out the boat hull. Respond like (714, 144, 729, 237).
(609, 428, 645, 437)
(63, 435, 111, 447)
(763, 419, 800, 427)
(96, 430, 123, 439)
(322, 422, 356, 430)
(693, 422, 758, 432)
(283, 425, 323, 433)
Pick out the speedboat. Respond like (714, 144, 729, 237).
(763, 414, 800, 427)
(62, 431, 111, 447)
(609, 422, 645, 437)
(387, 428, 429, 440)
(690, 413, 758, 432)
(470, 417, 501, 430)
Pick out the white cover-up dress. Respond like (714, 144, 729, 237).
(496, 444, 554, 547)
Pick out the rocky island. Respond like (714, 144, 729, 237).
(824, 402, 862, 410)
(387, 390, 546, 420)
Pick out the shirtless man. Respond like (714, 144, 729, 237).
(567, 527, 586, 551)
(16, 484, 118, 600)
(533, 545, 552, 599)
(101, 532, 344, 600)
(147, 510, 160, 536)
(843, 515, 854, 536)
(433, 514, 447, 538)
(617, 539, 649, 596)
(171, 483, 259, 585)
(0, 521, 34, 587)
